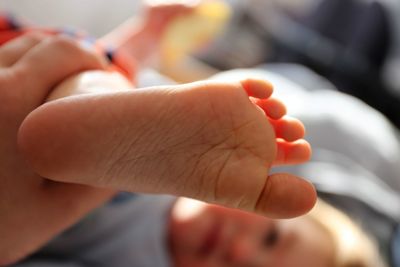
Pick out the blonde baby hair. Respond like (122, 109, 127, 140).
(308, 199, 388, 267)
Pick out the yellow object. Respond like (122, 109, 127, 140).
(161, 0, 231, 64)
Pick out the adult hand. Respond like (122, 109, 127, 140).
(0, 33, 115, 265)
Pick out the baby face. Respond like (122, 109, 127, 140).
(169, 198, 334, 267)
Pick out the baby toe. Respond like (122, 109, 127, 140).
(240, 78, 273, 99)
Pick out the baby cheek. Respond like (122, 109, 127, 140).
(171, 211, 215, 251)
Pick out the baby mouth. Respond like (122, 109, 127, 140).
(199, 220, 223, 256)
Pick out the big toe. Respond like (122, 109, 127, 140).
(255, 173, 317, 218)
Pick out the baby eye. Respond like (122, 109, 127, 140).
(262, 226, 280, 248)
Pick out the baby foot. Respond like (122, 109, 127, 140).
(19, 78, 315, 218)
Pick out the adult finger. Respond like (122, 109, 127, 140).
(0, 32, 48, 68)
(11, 35, 107, 114)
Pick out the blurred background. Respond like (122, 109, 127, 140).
(195, 0, 400, 128)
(1, 0, 141, 37)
